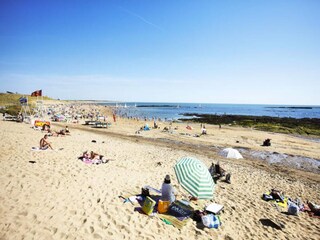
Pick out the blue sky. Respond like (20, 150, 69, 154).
(0, 0, 319, 104)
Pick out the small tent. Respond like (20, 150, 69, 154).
(220, 148, 243, 159)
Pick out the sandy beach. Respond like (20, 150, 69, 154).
(0, 105, 319, 240)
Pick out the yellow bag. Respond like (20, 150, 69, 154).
(142, 196, 156, 215)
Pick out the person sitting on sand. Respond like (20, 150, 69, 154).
(270, 189, 285, 203)
(262, 138, 271, 146)
(209, 161, 231, 183)
(42, 124, 51, 132)
(161, 175, 176, 204)
(40, 134, 53, 150)
(65, 126, 70, 134)
(154, 120, 158, 129)
(90, 151, 104, 160)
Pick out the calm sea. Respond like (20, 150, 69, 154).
(98, 102, 320, 120)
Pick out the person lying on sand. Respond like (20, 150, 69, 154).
(51, 129, 66, 137)
(308, 201, 320, 216)
(80, 151, 111, 164)
(81, 151, 104, 160)
(40, 134, 53, 150)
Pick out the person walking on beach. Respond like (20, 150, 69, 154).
(201, 125, 207, 135)
(40, 134, 53, 150)
(113, 113, 116, 122)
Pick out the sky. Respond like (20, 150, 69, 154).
(0, 0, 319, 105)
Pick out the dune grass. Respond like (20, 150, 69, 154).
(0, 93, 53, 115)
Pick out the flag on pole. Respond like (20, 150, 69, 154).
(31, 90, 42, 97)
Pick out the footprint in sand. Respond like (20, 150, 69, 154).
(70, 210, 77, 215)
(19, 211, 28, 216)
(93, 233, 102, 239)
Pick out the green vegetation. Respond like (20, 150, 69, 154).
(181, 113, 320, 137)
(0, 93, 53, 115)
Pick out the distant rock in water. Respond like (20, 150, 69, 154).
(266, 106, 313, 109)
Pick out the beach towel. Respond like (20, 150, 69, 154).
(32, 147, 49, 151)
(158, 214, 190, 229)
(168, 201, 194, 219)
(262, 192, 288, 209)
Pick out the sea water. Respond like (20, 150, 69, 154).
(98, 102, 320, 120)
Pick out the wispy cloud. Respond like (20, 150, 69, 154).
(120, 7, 162, 31)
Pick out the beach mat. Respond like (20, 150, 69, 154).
(262, 192, 288, 209)
(157, 214, 191, 229)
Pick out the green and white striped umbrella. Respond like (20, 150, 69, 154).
(174, 157, 214, 199)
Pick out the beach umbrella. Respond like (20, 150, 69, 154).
(220, 148, 243, 159)
(174, 157, 214, 199)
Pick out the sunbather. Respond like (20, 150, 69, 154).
(40, 134, 53, 150)
(90, 151, 104, 160)
(308, 201, 320, 216)
(81, 151, 103, 160)
(54, 129, 66, 136)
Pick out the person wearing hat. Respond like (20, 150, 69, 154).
(161, 175, 176, 204)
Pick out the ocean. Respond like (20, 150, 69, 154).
(98, 102, 320, 120)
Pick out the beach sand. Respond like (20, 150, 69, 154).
(0, 110, 319, 239)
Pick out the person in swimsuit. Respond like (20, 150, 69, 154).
(40, 134, 53, 150)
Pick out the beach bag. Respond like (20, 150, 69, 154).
(202, 214, 221, 229)
(142, 196, 156, 215)
(141, 187, 150, 197)
(157, 200, 170, 214)
(262, 193, 273, 201)
(288, 202, 299, 216)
